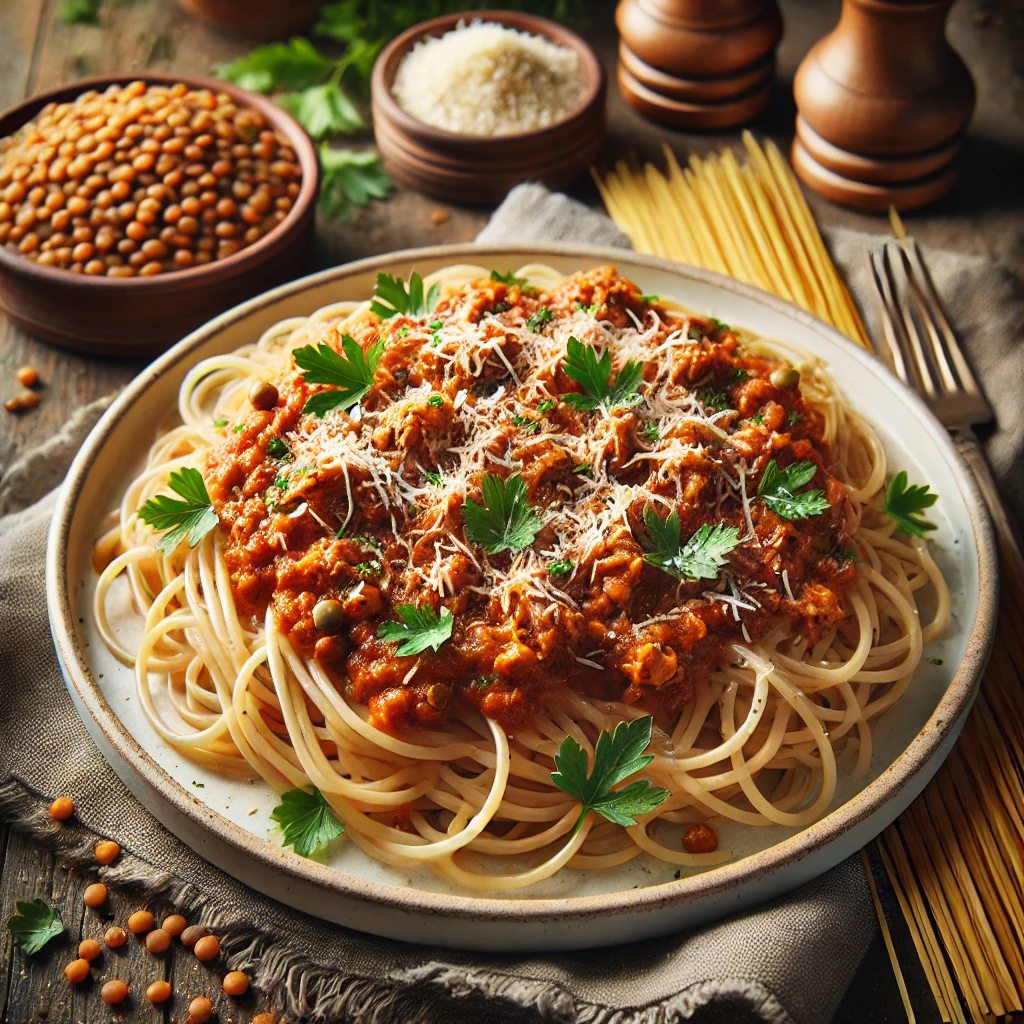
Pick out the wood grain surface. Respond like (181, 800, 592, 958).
(1, 0, 1021, 1021)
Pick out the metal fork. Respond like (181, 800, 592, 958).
(865, 221, 1024, 574)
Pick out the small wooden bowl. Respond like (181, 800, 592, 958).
(0, 73, 319, 357)
(370, 11, 606, 205)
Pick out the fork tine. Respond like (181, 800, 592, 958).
(897, 246, 960, 395)
(883, 244, 939, 401)
(901, 236, 990, 411)
(865, 248, 911, 386)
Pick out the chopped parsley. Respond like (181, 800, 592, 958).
(424, 470, 443, 486)
(192, 780, 205, 788)
(700, 387, 731, 413)
(547, 560, 574, 577)
(267, 436, 290, 459)
(928, 657, 944, 666)
(137, 467, 219, 557)
(709, 317, 730, 333)
(831, 545, 859, 563)
(758, 460, 830, 520)
(233, 423, 246, 433)
(551, 716, 670, 834)
(355, 560, 381, 576)
(884, 471, 938, 538)
(377, 603, 454, 656)
(640, 422, 660, 444)
(294, 336, 384, 416)
(787, 411, 803, 426)
(370, 271, 439, 320)
(687, 325, 702, 341)
(527, 308, 553, 332)
(273, 471, 290, 491)
(561, 337, 644, 412)
(538, 399, 556, 414)
(270, 787, 344, 858)
(753, 413, 764, 425)
(573, 464, 593, 478)
(462, 473, 542, 555)
(427, 394, 443, 408)
(490, 269, 530, 289)
(470, 673, 498, 689)
(640, 293, 659, 303)
(512, 414, 539, 433)
(213, 417, 228, 428)
(7, 899, 63, 955)
(642, 509, 740, 582)
(397, 326, 409, 338)
(577, 301, 599, 316)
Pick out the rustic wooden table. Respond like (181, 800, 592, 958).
(1, 1, 1021, 1021)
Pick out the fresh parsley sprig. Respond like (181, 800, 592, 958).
(884, 471, 938, 538)
(7, 899, 64, 955)
(561, 337, 644, 413)
(271, 787, 344, 858)
(462, 474, 543, 555)
(548, 560, 574, 577)
(371, 272, 440, 321)
(551, 716, 670, 834)
(137, 467, 219, 557)
(378, 603, 454, 656)
(757, 460, 831, 520)
(294, 336, 384, 416)
(642, 509, 739, 582)
(319, 146, 393, 221)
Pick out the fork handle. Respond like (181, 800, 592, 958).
(953, 431, 1024, 591)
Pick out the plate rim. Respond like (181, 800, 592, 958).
(46, 241, 999, 925)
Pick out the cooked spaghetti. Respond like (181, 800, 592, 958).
(94, 263, 950, 890)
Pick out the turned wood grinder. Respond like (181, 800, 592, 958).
(792, 0, 975, 211)
(615, 0, 782, 130)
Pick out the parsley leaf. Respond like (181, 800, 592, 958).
(427, 394, 443, 408)
(462, 473, 542, 555)
(551, 716, 670, 834)
(700, 386, 731, 412)
(548, 560, 574, 577)
(640, 293, 659, 303)
(642, 509, 739, 582)
(371, 272, 440, 321)
(377, 603, 454, 656)
(270, 787, 344, 858)
(561, 337, 644, 412)
(687, 325, 703, 341)
(318, 146, 392, 221)
(538, 398, 556, 414)
(527, 308, 553, 332)
(884, 471, 938, 538)
(577, 301, 599, 316)
(276, 80, 363, 139)
(213, 417, 228, 428)
(214, 37, 336, 94)
(490, 269, 529, 288)
(512, 414, 539, 433)
(709, 317, 730, 333)
(758, 460, 831, 520)
(424, 470, 443, 486)
(137, 467, 219, 557)
(294, 336, 383, 416)
(7, 899, 64, 956)
(787, 411, 803, 426)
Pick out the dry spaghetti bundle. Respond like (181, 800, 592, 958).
(593, 137, 1024, 1024)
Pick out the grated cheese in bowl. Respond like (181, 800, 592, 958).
(391, 20, 585, 137)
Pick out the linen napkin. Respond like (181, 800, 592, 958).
(3, 184, 1020, 1024)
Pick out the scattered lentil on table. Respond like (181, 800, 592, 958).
(0, 81, 301, 276)
(47, 795, 73, 819)
(127, 908, 155, 934)
(94, 838, 120, 864)
(83, 881, 107, 907)
(104, 925, 128, 948)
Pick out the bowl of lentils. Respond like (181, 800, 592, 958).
(0, 74, 318, 355)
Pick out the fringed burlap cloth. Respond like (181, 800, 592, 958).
(2, 185, 1022, 1024)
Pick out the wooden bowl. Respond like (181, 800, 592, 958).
(370, 11, 606, 205)
(0, 73, 319, 357)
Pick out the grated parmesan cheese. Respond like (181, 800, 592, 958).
(391, 21, 584, 137)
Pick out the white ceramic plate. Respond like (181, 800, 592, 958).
(47, 244, 997, 951)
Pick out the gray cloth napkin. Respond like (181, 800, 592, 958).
(4, 183, 1020, 1024)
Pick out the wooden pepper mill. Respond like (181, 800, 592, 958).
(615, 0, 783, 130)
(792, 0, 975, 211)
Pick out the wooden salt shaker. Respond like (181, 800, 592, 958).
(615, 0, 782, 130)
(792, 0, 975, 211)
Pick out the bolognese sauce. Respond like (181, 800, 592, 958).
(203, 267, 857, 736)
